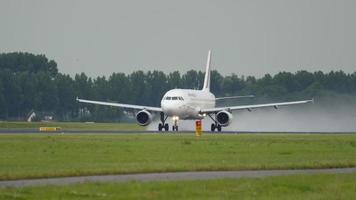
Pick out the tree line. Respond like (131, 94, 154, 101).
(1, 52, 356, 122)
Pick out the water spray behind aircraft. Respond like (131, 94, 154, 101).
(147, 100, 356, 132)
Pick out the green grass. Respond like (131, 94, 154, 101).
(1, 173, 356, 199)
(0, 121, 142, 130)
(0, 134, 356, 180)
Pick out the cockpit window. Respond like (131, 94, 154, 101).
(165, 97, 171, 100)
(172, 97, 178, 100)
(179, 97, 184, 100)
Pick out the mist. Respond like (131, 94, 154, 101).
(146, 98, 356, 132)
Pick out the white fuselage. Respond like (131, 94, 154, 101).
(161, 89, 215, 120)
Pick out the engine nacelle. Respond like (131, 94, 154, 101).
(216, 110, 233, 127)
(136, 110, 152, 126)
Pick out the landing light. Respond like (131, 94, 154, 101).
(172, 116, 179, 121)
(198, 113, 206, 117)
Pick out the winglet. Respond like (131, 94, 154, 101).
(202, 50, 211, 91)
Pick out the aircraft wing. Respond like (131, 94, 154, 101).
(76, 98, 163, 112)
(201, 99, 313, 113)
(216, 95, 254, 100)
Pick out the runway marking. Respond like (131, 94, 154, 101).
(1, 167, 355, 188)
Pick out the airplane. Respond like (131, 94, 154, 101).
(77, 51, 313, 132)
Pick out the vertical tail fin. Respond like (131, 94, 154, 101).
(202, 50, 211, 91)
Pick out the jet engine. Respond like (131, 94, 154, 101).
(136, 110, 152, 126)
(216, 110, 233, 127)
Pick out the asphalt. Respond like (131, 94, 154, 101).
(1, 167, 355, 188)
(0, 128, 355, 134)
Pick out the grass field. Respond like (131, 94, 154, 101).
(0, 121, 142, 131)
(1, 173, 356, 199)
(0, 134, 356, 180)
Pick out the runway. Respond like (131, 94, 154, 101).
(0, 128, 355, 134)
(1, 167, 355, 188)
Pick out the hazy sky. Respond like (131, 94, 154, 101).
(1, 0, 356, 77)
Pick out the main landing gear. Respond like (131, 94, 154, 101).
(208, 113, 222, 132)
(158, 112, 169, 131)
(158, 123, 169, 131)
(211, 123, 222, 132)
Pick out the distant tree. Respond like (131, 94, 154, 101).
(182, 70, 201, 89)
(146, 71, 169, 106)
(273, 72, 297, 93)
(325, 70, 350, 92)
(242, 76, 257, 94)
(34, 72, 58, 112)
(351, 72, 356, 93)
(129, 71, 147, 105)
(210, 70, 223, 96)
(222, 74, 245, 96)
(17, 72, 36, 116)
(74, 73, 93, 99)
(91, 106, 123, 122)
(1, 51, 356, 122)
(255, 74, 273, 96)
(294, 70, 315, 91)
(167, 71, 181, 89)
(0, 70, 23, 118)
(108, 73, 131, 103)
(55, 73, 76, 120)
(0, 79, 5, 119)
(93, 76, 110, 101)
(0, 52, 58, 77)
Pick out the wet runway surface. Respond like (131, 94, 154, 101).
(0, 128, 355, 134)
(1, 167, 355, 188)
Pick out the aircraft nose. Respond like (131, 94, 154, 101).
(162, 102, 178, 115)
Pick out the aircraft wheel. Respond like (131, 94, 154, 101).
(164, 123, 169, 131)
(158, 123, 163, 131)
(172, 125, 178, 132)
(217, 124, 222, 132)
(211, 123, 215, 132)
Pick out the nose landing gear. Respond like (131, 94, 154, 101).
(172, 116, 179, 132)
(172, 125, 178, 131)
